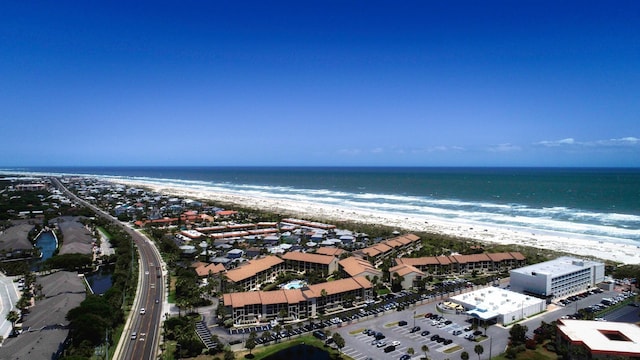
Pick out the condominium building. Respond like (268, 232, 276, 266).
(281, 251, 339, 275)
(339, 256, 382, 280)
(355, 233, 421, 266)
(510, 256, 605, 299)
(395, 252, 526, 276)
(222, 276, 373, 325)
(225, 256, 285, 292)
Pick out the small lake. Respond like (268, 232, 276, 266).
(35, 231, 57, 261)
(263, 344, 330, 360)
(85, 266, 113, 295)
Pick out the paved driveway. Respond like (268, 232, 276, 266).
(0, 274, 20, 339)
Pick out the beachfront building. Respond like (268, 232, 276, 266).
(389, 263, 425, 290)
(338, 256, 382, 280)
(355, 233, 421, 266)
(280, 251, 339, 276)
(224, 256, 285, 292)
(510, 256, 605, 300)
(222, 276, 373, 325)
(450, 287, 546, 326)
(394, 252, 526, 276)
(556, 319, 640, 359)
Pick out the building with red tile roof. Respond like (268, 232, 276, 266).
(395, 252, 526, 275)
(225, 256, 285, 291)
(389, 263, 425, 289)
(355, 233, 421, 266)
(338, 256, 382, 279)
(222, 276, 373, 325)
(281, 251, 339, 275)
(315, 247, 345, 257)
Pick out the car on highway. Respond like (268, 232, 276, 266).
(130, 331, 137, 340)
(140, 308, 145, 315)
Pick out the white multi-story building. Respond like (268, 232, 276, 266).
(510, 257, 605, 299)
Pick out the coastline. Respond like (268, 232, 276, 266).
(111, 178, 640, 265)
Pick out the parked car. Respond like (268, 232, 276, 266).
(398, 320, 408, 326)
(410, 326, 421, 333)
(391, 340, 401, 347)
(384, 345, 396, 353)
(376, 341, 387, 348)
(421, 330, 430, 336)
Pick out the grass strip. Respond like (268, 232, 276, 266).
(349, 328, 365, 335)
(384, 321, 399, 328)
(443, 345, 463, 353)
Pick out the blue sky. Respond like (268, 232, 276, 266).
(1, 1, 639, 167)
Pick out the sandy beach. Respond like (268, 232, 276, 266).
(111, 179, 640, 265)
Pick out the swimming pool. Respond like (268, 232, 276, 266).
(280, 280, 307, 290)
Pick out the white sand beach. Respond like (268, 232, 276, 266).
(111, 179, 640, 265)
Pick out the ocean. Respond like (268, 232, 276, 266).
(3, 166, 640, 244)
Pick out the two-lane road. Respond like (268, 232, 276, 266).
(50, 177, 164, 360)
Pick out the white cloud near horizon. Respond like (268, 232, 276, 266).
(535, 137, 639, 148)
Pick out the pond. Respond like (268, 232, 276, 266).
(35, 230, 57, 261)
(85, 265, 114, 295)
(263, 344, 330, 360)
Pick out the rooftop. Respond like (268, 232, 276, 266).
(511, 256, 602, 277)
(225, 256, 284, 283)
(281, 251, 337, 265)
(557, 319, 640, 356)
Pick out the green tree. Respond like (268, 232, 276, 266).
(273, 324, 282, 343)
(332, 333, 345, 353)
(422, 344, 430, 360)
(474, 344, 484, 360)
(246, 331, 257, 355)
(6, 310, 19, 335)
(261, 330, 272, 344)
(461, 351, 470, 360)
(408, 347, 415, 356)
(509, 323, 528, 346)
(285, 324, 293, 340)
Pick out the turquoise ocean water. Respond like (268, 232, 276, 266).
(3, 166, 640, 244)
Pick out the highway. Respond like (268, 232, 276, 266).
(50, 177, 164, 360)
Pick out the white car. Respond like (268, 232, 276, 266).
(140, 308, 146, 315)
(376, 341, 387, 348)
(391, 340, 401, 346)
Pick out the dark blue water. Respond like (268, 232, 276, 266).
(3, 166, 640, 243)
(85, 266, 113, 295)
(35, 231, 57, 261)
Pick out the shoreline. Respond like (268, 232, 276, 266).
(111, 178, 640, 265)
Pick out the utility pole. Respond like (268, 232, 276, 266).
(105, 328, 109, 360)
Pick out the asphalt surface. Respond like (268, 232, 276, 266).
(50, 177, 165, 360)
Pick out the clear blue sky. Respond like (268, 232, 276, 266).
(1, 1, 639, 167)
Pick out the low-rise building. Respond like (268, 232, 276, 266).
(225, 256, 285, 291)
(339, 256, 382, 280)
(556, 319, 640, 359)
(281, 251, 339, 275)
(222, 276, 373, 325)
(389, 263, 425, 289)
(451, 287, 546, 326)
(395, 251, 526, 276)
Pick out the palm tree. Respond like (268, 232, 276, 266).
(421, 344, 430, 360)
(273, 324, 282, 343)
(285, 324, 293, 340)
(6, 311, 19, 336)
(461, 351, 470, 360)
(474, 344, 484, 360)
(408, 347, 415, 356)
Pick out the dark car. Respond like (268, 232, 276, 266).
(464, 326, 473, 332)
(398, 320, 408, 326)
(436, 337, 445, 343)
(410, 326, 421, 333)
(375, 332, 386, 340)
(424, 312, 433, 318)
(430, 334, 440, 341)
(443, 339, 453, 345)
(421, 330, 430, 336)
(313, 330, 326, 340)
(444, 320, 452, 325)
(400, 355, 411, 360)
(384, 345, 396, 353)
(473, 330, 483, 336)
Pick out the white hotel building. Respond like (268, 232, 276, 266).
(509, 257, 605, 300)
